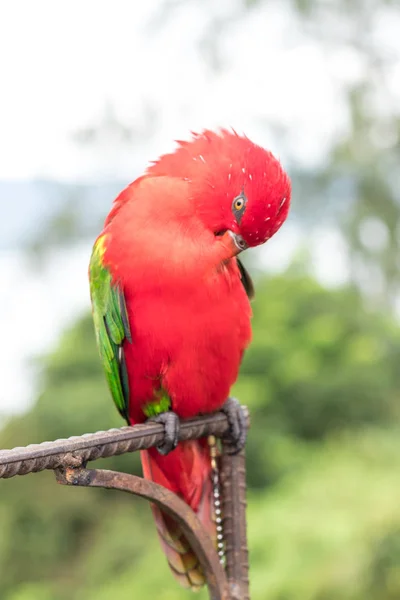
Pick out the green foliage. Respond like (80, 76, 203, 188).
(234, 272, 400, 488)
(2, 271, 400, 599)
(248, 429, 400, 600)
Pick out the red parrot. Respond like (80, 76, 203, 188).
(89, 129, 291, 589)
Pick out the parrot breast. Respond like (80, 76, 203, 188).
(123, 255, 252, 423)
(102, 175, 253, 424)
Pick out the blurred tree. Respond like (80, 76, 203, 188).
(366, 527, 400, 600)
(235, 270, 400, 487)
(2, 270, 400, 599)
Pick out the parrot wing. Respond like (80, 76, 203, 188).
(89, 234, 132, 422)
(237, 258, 255, 300)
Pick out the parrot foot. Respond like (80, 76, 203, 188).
(221, 397, 248, 455)
(151, 411, 180, 455)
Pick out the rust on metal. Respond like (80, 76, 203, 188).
(0, 410, 248, 479)
(219, 446, 250, 600)
(56, 467, 230, 600)
(0, 407, 251, 599)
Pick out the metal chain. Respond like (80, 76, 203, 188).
(209, 435, 225, 562)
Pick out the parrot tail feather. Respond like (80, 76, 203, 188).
(140, 438, 217, 590)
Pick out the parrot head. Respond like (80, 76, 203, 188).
(147, 129, 291, 256)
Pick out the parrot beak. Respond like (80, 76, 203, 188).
(218, 230, 248, 257)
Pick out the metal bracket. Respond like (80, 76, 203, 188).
(0, 409, 250, 599)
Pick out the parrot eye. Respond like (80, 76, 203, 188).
(232, 193, 247, 222)
(234, 198, 244, 211)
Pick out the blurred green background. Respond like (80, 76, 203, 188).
(1, 0, 400, 598)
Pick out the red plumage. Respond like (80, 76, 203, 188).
(95, 129, 291, 587)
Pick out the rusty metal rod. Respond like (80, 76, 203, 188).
(0, 407, 251, 599)
(219, 446, 249, 600)
(0, 410, 248, 479)
(55, 467, 230, 600)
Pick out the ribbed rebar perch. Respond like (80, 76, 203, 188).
(0, 408, 250, 600)
(0, 410, 248, 479)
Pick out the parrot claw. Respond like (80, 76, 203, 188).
(221, 397, 248, 455)
(151, 411, 180, 455)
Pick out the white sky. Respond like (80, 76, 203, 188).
(0, 0, 399, 419)
(0, 0, 359, 181)
(0, 245, 90, 416)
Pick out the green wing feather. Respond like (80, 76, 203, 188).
(89, 235, 132, 422)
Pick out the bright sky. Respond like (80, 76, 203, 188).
(0, 0, 399, 420)
(0, 0, 359, 181)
